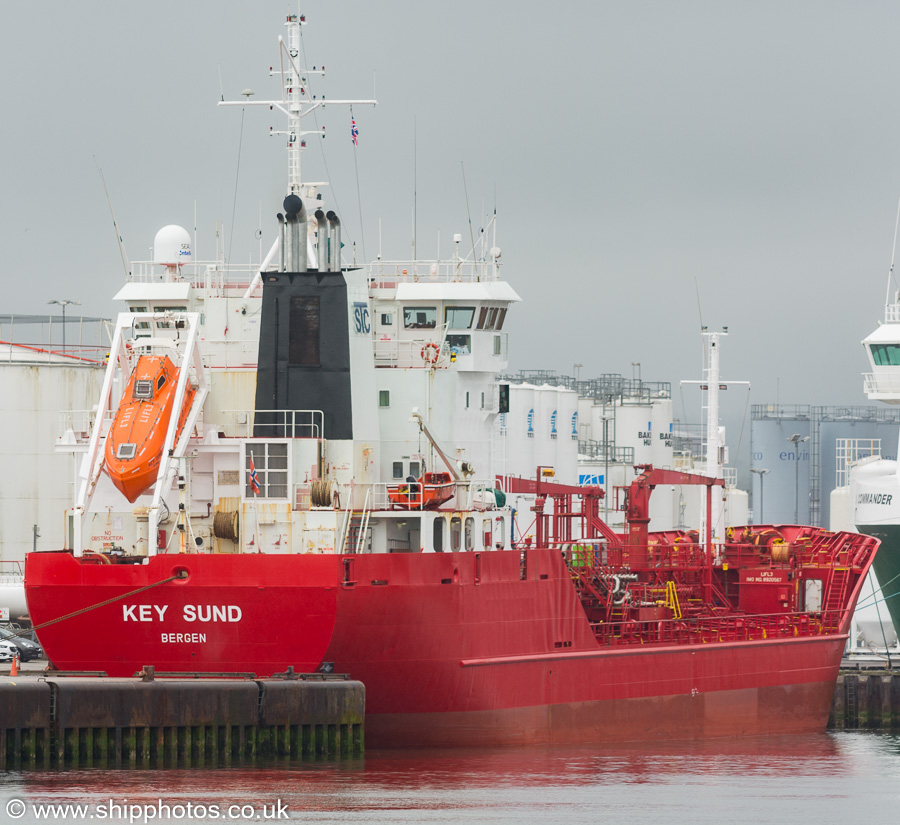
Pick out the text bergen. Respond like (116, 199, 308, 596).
(122, 604, 243, 622)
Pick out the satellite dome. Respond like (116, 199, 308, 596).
(153, 225, 192, 266)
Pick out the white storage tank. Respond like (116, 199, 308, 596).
(829, 486, 854, 532)
(508, 383, 536, 478)
(534, 385, 557, 471)
(556, 387, 579, 484)
(576, 398, 594, 443)
(650, 396, 674, 469)
(615, 398, 654, 467)
(589, 403, 615, 446)
(725, 487, 749, 526)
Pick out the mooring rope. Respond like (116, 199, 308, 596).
(8, 571, 185, 641)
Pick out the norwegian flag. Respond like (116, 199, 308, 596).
(351, 115, 359, 146)
(249, 455, 261, 495)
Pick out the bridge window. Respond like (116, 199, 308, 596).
(152, 306, 187, 329)
(444, 306, 475, 329)
(403, 307, 436, 329)
(476, 306, 501, 330)
(447, 334, 470, 354)
(129, 306, 150, 331)
(871, 344, 900, 366)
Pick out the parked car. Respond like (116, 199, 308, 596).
(0, 641, 17, 662)
(0, 626, 42, 661)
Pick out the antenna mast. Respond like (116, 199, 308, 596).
(218, 12, 376, 197)
(886, 194, 900, 310)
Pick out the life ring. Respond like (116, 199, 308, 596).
(421, 342, 440, 364)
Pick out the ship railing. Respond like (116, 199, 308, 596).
(0, 314, 111, 365)
(370, 481, 432, 511)
(863, 372, 900, 397)
(59, 406, 209, 445)
(564, 535, 871, 576)
(577, 441, 635, 464)
(367, 258, 500, 287)
(721, 529, 876, 571)
(128, 260, 261, 294)
(368, 479, 502, 513)
(800, 529, 877, 569)
(0, 561, 24, 583)
(565, 542, 709, 571)
(222, 409, 324, 439)
(374, 337, 450, 369)
(58, 409, 112, 442)
(886, 303, 900, 323)
(0, 342, 109, 366)
(589, 609, 845, 647)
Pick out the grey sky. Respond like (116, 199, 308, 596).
(1, 1, 896, 425)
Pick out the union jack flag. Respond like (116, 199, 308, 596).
(351, 116, 359, 146)
(249, 455, 260, 495)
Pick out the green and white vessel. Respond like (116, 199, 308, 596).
(852, 265, 900, 634)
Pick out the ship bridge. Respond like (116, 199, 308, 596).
(862, 312, 900, 402)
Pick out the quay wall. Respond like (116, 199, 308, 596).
(0, 673, 364, 769)
(829, 671, 900, 730)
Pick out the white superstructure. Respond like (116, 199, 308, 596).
(56, 13, 518, 564)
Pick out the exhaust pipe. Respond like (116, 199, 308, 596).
(326, 211, 341, 272)
(315, 209, 328, 272)
(282, 195, 307, 273)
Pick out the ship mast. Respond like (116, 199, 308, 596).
(221, 9, 375, 304)
(218, 11, 376, 199)
(682, 328, 748, 543)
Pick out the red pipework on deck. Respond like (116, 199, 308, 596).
(498, 471, 610, 549)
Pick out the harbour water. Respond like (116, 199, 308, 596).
(1, 732, 899, 824)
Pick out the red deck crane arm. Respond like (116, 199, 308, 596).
(625, 465, 725, 564)
(626, 465, 724, 523)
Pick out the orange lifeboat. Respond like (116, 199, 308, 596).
(104, 355, 196, 503)
(387, 472, 455, 510)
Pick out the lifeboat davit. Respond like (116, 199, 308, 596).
(104, 354, 196, 503)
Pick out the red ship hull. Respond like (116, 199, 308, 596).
(26, 543, 862, 746)
(324, 548, 847, 747)
(25, 552, 338, 677)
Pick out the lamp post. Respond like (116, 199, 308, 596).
(48, 299, 81, 354)
(630, 361, 641, 382)
(573, 363, 583, 383)
(750, 468, 769, 524)
(787, 433, 809, 523)
(602, 415, 612, 524)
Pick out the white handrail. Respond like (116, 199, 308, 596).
(355, 489, 371, 554)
